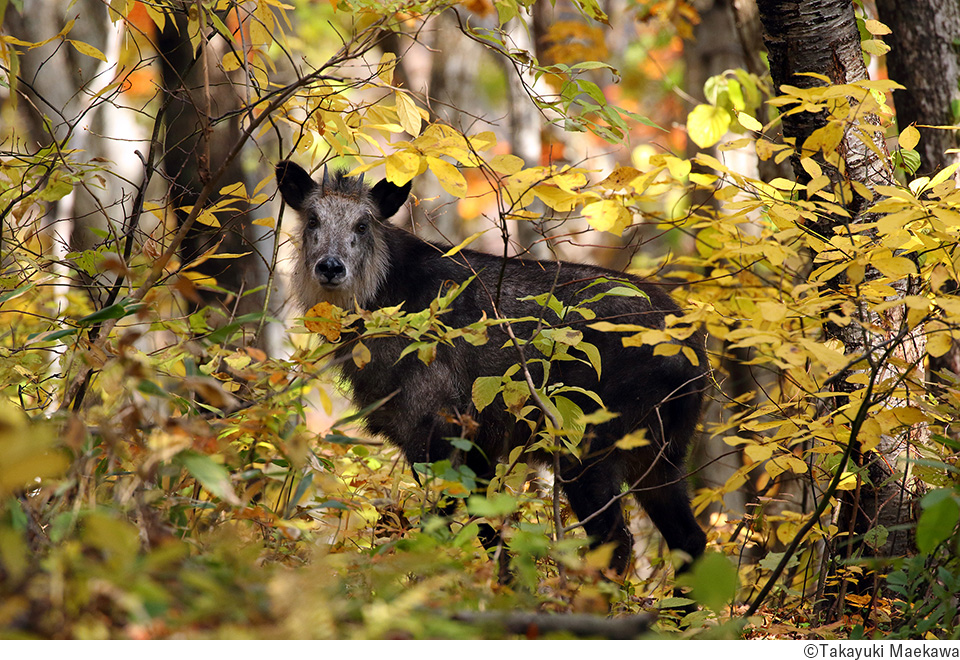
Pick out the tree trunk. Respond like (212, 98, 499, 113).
(157, 5, 271, 345)
(875, 0, 960, 434)
(875, 0, 960, 177)
(757, 0, 925, 613)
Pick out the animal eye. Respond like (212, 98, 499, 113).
(306, 215, 319, 229)
(356, 222, 368, 235)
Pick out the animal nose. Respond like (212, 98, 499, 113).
(315, 256, 346, 283)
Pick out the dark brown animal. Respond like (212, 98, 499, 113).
(276, 160, 709, 575)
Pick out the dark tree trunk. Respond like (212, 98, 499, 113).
(875, 0, 960, 177)
(157, 6, 269, 342)
(757, 0, 924, 614)
(875, 0, 960, 431)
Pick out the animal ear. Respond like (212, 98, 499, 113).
(275, 160, 317, 212)
(370, 178, 412, 219)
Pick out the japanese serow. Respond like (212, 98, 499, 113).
(276, 160, 709, 576)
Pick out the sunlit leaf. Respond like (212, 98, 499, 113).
(395, 91, 422, 137)
(687, 104, 731, 149)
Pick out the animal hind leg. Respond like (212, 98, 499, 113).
(631, 467, 706, 571)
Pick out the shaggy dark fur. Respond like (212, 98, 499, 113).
(276, 160, 709, 574)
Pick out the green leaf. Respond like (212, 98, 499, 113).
(76, 298, 145, 326)
(80, 512, 140, 566)
(453, 521, 480, 548)
(472, 376, 502, 412)
(687, 551, 739, 613)
(863, 525, 889, 550)
(0, 281, 35, 305)
(894, 148, 921, 175)
(577, 340, 602, 378)
(916, 490, 960, 553)
(204, 312, 264, 344)
(467, 493, 518, 518)
(176, 450, 240, 505)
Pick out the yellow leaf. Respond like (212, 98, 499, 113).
(872, 256, 916, 279)
(863, 18, 892, 35)
(108, 0, 130, 22)
(378, 52, 397, 84)
(318, 388, 333, 415)
(757, 301, 787, 323)
(195, 209, 221, 228)
(687, 104, 731, 149)
(891, 406, 928, 427)
(443, 230, 489, 257)
(0, 401, 66, 498)
(804, 123, 843, 154)
(928, 162, 960, 190)
(251, 1, 275, 48)
(187, 7, 202, 56)
(222, 51, 243, 72)
(601, 165, 642, 189)
(736, 111, 762, 132)
(584, 544, 615, 570)
(862, 39, 890, 57)
(69, 39, 107, 62)
(552, 169, 587, 192)
(807, 174, 832, 198)
(836, 471, 859, 491)
(798, 338, 849, 373)
(744, 443, 774, 463)
(615, 429, 649, 450)
(927, 331, 954, 358)
(665, 157, 691, 180)
(851, 180, 874, 201)
(219, 181, 247, 198)
(468, 131, 497, 151)
(776, 521, 802, 546)
(768, 454, 807, 478)
(353, 341, 371, 369)
(899, 125, 920, 151)
(859, 417, 882, 452)
(141, 1, 166, 31)
(652, 343, 681, 358)
(395, 91, 422, 137)
(426, 156, 466, 197)
(1, 35, 36, 47)
(581, 199, 631, 236)
(385, 151, 422, 185)
(489, 154, 524, 175)
(534, 185, 580, 212)
(621, 328, 672, 347)
(847, 260, 865, 285)
(800, 157, 822, 179)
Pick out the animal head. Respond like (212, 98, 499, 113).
(275, 160, 411, 310)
